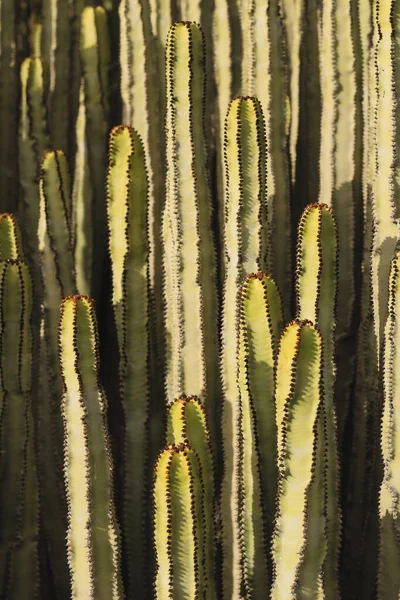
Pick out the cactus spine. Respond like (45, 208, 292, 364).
(162, 22, 218, 422)
(153, 444, 207, 599)
(60, 295, 123, 600)
(166, 396, 217, 600)
(271, 320, 326, 599)
(0, 260, 39, 598)
(220, 95, 269, 599)
(107, 125, 150, 598)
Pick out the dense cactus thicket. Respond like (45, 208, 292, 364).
(0, 0, 399, 599)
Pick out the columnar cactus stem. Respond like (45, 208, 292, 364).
(0, 0, 18, 213)
(162, 22, 218, 429)
(166, 396, 217, 599)
(38, 149, 76, 598)
(238, 0, 291, 311)
(378, 246, 400, 599)
(0, 214, 24, 261)
(72, 79, 93, 295)
(296, 202, 340, 597)
(153, 444, 207, 599)
(238, 272, 283, 578)
(19, 57, 50, 264)
(41, 0, 70, 152)
(80, 6, 110, 298)
(119, 0, 165, 384)
(271, 320, 327, 599)
(0, 260, 39, 598)
(220, 95, 269, 599)
(60, 295, 123, 600)
(107, 125, 150, 598)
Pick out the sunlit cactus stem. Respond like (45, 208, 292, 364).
(153, 443, 207, 599)
(80, 6, 110, 299)
(296, 202, 341, 598)
(0, 214, 24, 261)
(271, 319, 326, 599)
(378, 246, 400, 599)
(237, 271, 284, 592)
(166, 396, 217, 600)
(59, 295, 123, 600)
(220, 95, 269, 599)
(0, 259, 39, 598)
(162, 21, 219, 440)
(107, 125, 151, 599)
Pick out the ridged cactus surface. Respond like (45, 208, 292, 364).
(0, 2, 399, 599)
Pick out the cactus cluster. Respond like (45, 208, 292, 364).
(0, 1, 399, 599)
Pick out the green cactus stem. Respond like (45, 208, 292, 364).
(0, 0, 18, 213)
(59, 295, 123, 600)
(107, 125, 151, 598)
(162, 22, 218, 432)
(80, 5, 110, 299)
(271, 319, 327, 599)
(237, 271, 284, 592)
(0, 214, 24, 261)
(166, 395, 216, 599)
(0, 259, 39, 598)
(296, 202, 340, 598)
(378, 246, 400, 599)
(153, 443, 207, 599)
(220, 95, 269, 599)
(19, 56, 50, 266)
(239, 0, 291, 312)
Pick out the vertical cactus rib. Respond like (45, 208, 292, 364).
(0, 0, 18, 213)
(19, 57, 50, 265)
(238, 271, 284, 586)
(0, 214, 24, 261)
(378, 246, 400, 598)
(220, 95, 269, 599)
(80, 6, 110, 298)
(60, 295, 123, 600)
(153, 444, 206, 599)
(106, 125, 150, 598)
(271, 320, 327, 599)
(162, 22, 218, 425)
(296, 202, 340, 598)
(166, 396, 217, 599)
(0, 260, 39, 598)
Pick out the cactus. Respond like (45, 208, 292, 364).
(106, 125, 151, 598)
(166, 395, 217, 599)
(271, 319, 327, 599)
(59, 295, 123, 600)
(296, 202, 341, 597)
(0, 259, 39, 598)
(153, 443, 207, 599)
(220, 95, 269, 599)
(162, 22, 218, 428)
(0, 214, 24, 261)
(80, 6, 110, 298)
(237, 271, 284, 583)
